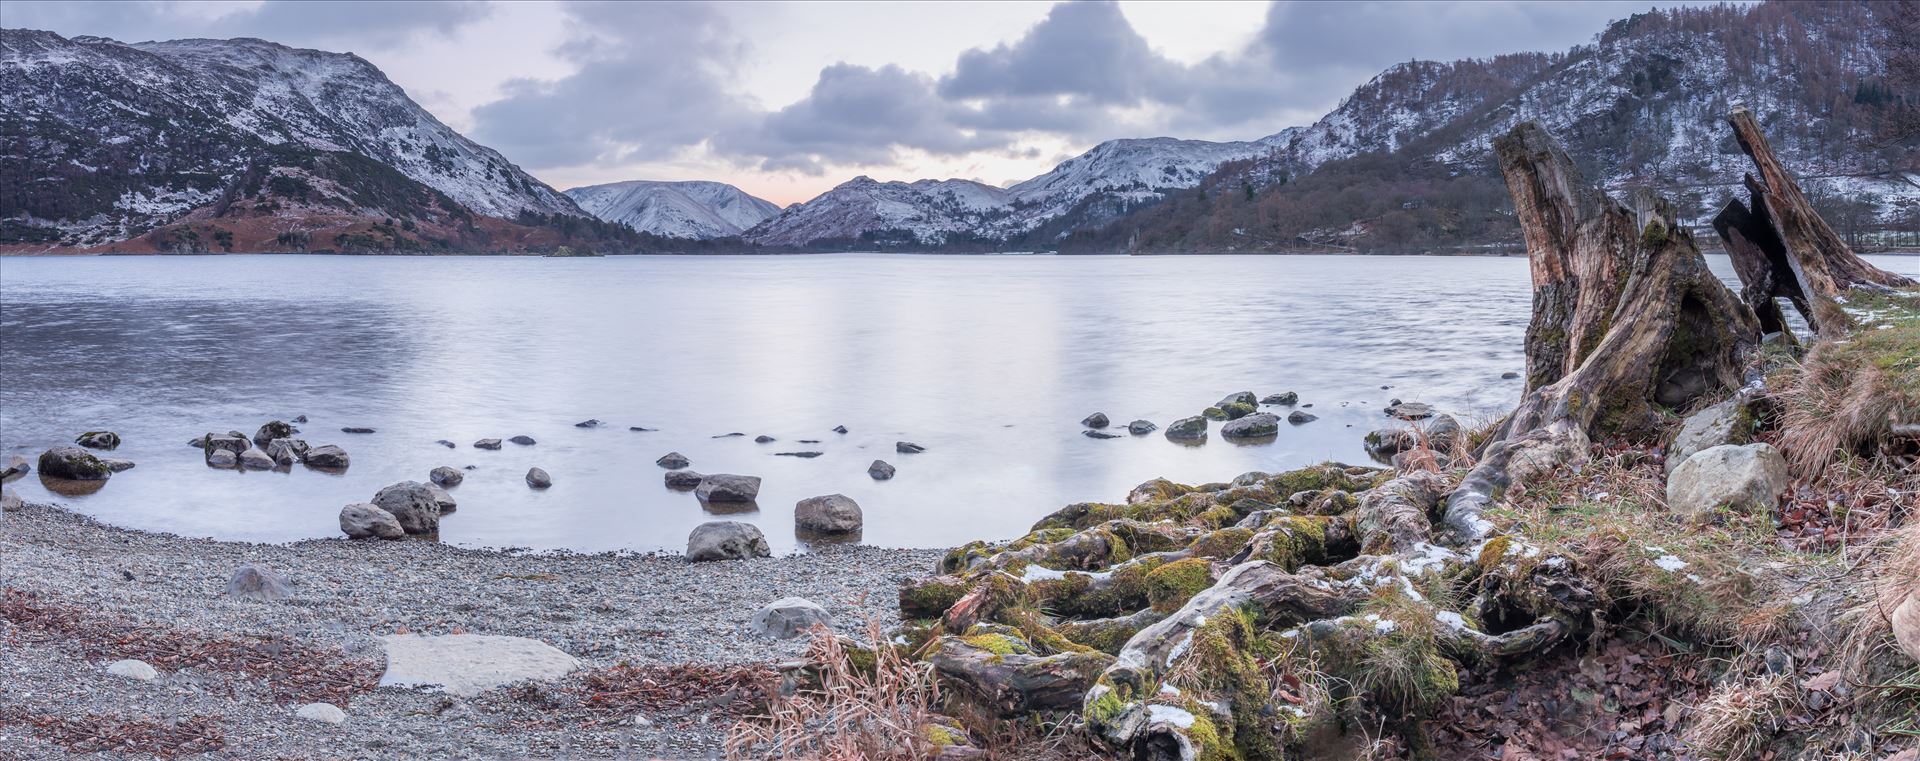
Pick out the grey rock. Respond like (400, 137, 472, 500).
(696, 474, 761, 503)
(1127, 419, 1158, 435)
(774, 451, 823, 458)
(1261, 391, 1299, 405)
(896, 441, 926, 454)
(253, 421, 296, 447)
(1666, 443, 1788, 520)
(754, 435, 776, 443)
(1384, 401, 1434, 420)
(266, 438, 309, 465)
(295, 703, 346, 725)
(1083, 430, 1122, 439)
(372, 481, 443, 535)
(712, 432, 745, 438)
(832, 425, 848, 434)
(868, 460, 895, 480)
(1667, 397, 1753, 475)
(1201, 406, 1229, 421)
(2, 488, 22, 512)
(75, 431, 121, 450)
(1217, 391, 1258, 408)
(203, 434, 249, 457)
(99, 458, 136, 472)
(341, 427, 376, 434)
(430, 466, 464, 487)
(379, 633, 579, 697)
(474, 438, 503, 450)
(302, 444, 350, 469)
(526, 467, 552, 489)
(1501, 372, 1521, 380)
(238, 446, 275, 470)
(1231, 471, 1271, 487)
(339, 502, 403, 540)
(664, 470, 705, 490)
(575, 419, 602, 428)
(106, 659, 157, 681)
(1221, 412, 1281, 438)
(509, 435, 536, 445)
(1164, 416, 1208, 440)
(1, 455, 29, 482)
(226, 564, 293, 601)
(686, 521, 771, 562)
(39, 446, 112, 480)
(751, 597, 831, 640)
(795, 494, 863, 534)
(207, 449, 239, 469)
(291, 415, 307, 423)
(656, 452, 691, 469)
(436, 440, 457, 448)
(1287, 410, 1319, 424)
(426, 484, 457, 515)
(1082, 412, 1110, 428)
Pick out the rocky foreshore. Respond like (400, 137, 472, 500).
(0, 500, 939, 759)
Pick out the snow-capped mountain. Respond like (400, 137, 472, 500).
(745, 136, 1282, 247)
(564, 180, 778, 239)
(0, 29, 592, 252)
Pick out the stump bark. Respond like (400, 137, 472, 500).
(1444, 122, 1762, 544)
(1713, 107, 1916, 335)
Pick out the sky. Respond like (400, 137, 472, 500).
(4, 0, 1704, 206)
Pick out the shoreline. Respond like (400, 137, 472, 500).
(1, 499, 941, 759)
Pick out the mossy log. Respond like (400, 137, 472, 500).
(1712, 107, 1916, 336)
(930, 634, 1115, 715)
(1445, 121, 1762, 545)
(1354, 471, 1450, 554)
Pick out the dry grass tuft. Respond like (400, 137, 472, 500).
(1769, 289, 1920, 479)
(726, 619, 943, 760)
(1682, 673, 1800, 760)
(1838, 522, 1920, 678)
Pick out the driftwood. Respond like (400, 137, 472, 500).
(1444, 122, 1762, 545)
(929, 637, 1113, 715)
(1713, 107, 1916, 335)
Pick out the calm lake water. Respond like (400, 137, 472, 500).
(4, 253, 1909, 552)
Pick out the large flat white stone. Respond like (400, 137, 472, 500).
(378, 633, 579, 697)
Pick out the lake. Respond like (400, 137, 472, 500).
(4, 253, 1907, 552)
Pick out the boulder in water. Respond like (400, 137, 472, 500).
(372, 481, 442, 535)
(75, 431, 121, 450)
(1220, 413, 1281, 438)
(253, 421, 296, 447)
(1164, 416, 1208, 440)
(832, 425, 849, 434)
(696, 474, 761, 503)
(266, 438, 309, 466)
(686, 521, 771, 562)
(436, 439, 457, 449)
(795, 494, 863, 534)
(99, 458, 136, 472)
(575, 419, 602, 428)
(1, 455, 29, 483)
(1261, 391, 1298, 405)
(754, 435, 776, 443)
(1384, 401, 1434, 420)
(656, 452, 691, 469)
(1127, 419, 1158, 435)
(340, 502, 403, 540)
(1082, 412, 1109, 428)
(868, 460, 896, 480)
(896, 441, 926, 454)
(526, 467, 552, 489)
(207, 449, 239, 469)
(341, 427, 376, 434)
(39, 447, 112, 480)
(430, 466, 463, 487)
(509, 435, 536, 446)
(1287, 410, 1319, 424)
(474, 438, 503, 450)
(1083, 430, 1122, 439)
(302, 444, 350, 470)
(665, 470, 705, 490)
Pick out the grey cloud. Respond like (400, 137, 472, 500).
(0, 0, 489, 49)
(941, 1, 1179, 106)
(723, 64, 1010, 174)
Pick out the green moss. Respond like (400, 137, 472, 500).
(960, 630, 1030, 657)
(898, 576, 970, 618)
(1641, 218, 1669, 246)
(1191, 527, 1255, 558)
(1086, 681, 1132, 725)
(1146, 557, 1216, 612)
(1195, 504, 1241, 529)
(939, 540, 998, 574)
(1265, 462, 1388, 498)
(1220, 401, 1256, 419)
(1202, 406, 1229, 421)
(922, 723, 960, 747)
(1184, 706, 1234, 761)
(1257, 515, 1330, 571)
(1476, 535, 1513, 571)
(1030, 501, 1127, 532)
(1180, 609, 1282, 760)
(1056, 613, 1158, 655)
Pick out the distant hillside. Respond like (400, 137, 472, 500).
(564, 180, 778, 240)
(1062, 1, 1919, 254)
(0, 30, 646, 254)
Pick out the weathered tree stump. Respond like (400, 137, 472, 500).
(1713, 107, 1916, 335)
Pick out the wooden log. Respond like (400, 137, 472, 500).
(1354, 471, 1450, 554)
(930, 636, 1114, 716)
(1718, 107, 1916, 334)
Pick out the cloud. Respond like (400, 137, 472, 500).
(941, 2, 1179, 106)
(1, 0, 490, 49)
(723, 64, 1008, 174)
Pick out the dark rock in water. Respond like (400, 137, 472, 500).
(292, 415, 307, 423)
(301, 444, 350, 469)
(1082, 412, 1109, 429)
(1385, 401, 1434, 420)
(1220, 402, 1256, 420)
(430, 466, 463, 487)
(1127, 419, 1158, 435)
(427, 484, 456, 514)
(435, 440, 457, 449)
(1261, 391, 1299, 405)
(253, 421, 295, 447)
(204, 434, 248, 456)
(798, 439, 821, 444)
(99, 458, 136, 472)
(1301, 403, 1314, 408)
(1501, 372, 1521, 380)
(207, 449, 239, 469)
(575, 419, 602, 428)
(665, 470, 705, 490)
(1164, 416, 1208, 440)
(509, 435, 537, 445)
(237, 446, 275, 470)
(1083, 430, 1122, 439)
(75, 431, 121, 451)
(474, 438, 503, 450)
(1221, 413, 1281, 438)
(39, 447, 112, 480)
(1287, 410, 1318, 424)
(774, 451, 824, 458)
(695, 474, 761, 503)
(795, 494, 863, 534)
(656, 452, 691, 470)
(1217, 391, 1258, 409)
(629, 426, 656, 432)
(1201, 406, 1228, 421)
(463, 465, 477, 470)
(189, 437, 205, 449)
(832, 425, 849, 434)
(712, 432, 745, 438)
(339, 502, 403, 540)
(227, 430, 247, 439)
(896, 441, 926, 454)
(686, 521, 770, 562)
(1, 455, 30, 483)
(526, 467, 552, 489)
(266, 438, 309, 466)
(755, 435, 776, 443)
(341, 427, 376, 434)
(372, 481, 442, 534)
(226, 564, 292, 601)
(868, 460, 895, 480)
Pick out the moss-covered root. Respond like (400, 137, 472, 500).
(1088, 609, 1286, 761)
(929, 633, 1115, 717)
(946, 520, 1201, 576)
(1231, 514, 1343, 571)
(1355, 470, 1451, 555)
(1055, 608, 1168, 655)
(1440, 422, 1590, 545)
(900, 574, 971, 619)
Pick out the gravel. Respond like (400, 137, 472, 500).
(1, 501, 939, 759)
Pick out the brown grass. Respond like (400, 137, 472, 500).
(1681, 673, 1801, 760)
(1838, 522, 1920, 677)
(726, 620, 943, 760)
(1769, 289, 1920, 478)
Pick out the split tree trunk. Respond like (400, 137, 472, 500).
(1444, 121, 1761, 543)
(1713, 107, 1916, 335)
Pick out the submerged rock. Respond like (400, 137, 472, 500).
(1501, 371, 1521, 380)
(341, 427, 376, 434)
(340, 502, 403, 540)
(302, 444, 350, 470)
(896, 441, 926, 454)
(226, 564, 293, 601)
(509, 435, 537, 446)
(436, 439, 457, 448)
(1261, 391, 1299, 405)
(752, 597, 831, 640)
(1164, 416, 1208, 440)
(372, 481, 442, 535)
(99, 458, 136, 472)
(1667, 443, 1788, 521)
(696, 474, 762, 503)
(1287, 410, 1319, 424)
(629, 426, 656, 432)
(39, 447, 112, 480)
(1384, 401, 1434, 420)
(1083, 430, 1122, 439)
(266, 438, 309, 466)
(754, 435, 776, 443)
(795, 494, 863, 534)
(575, 419, 602, 428)
(427, 484, 457, 514)
(774, 451, 824, 458)
(686, 521, 771, 562)
(832, 425, 849, 434)
(203, 434, 249, 458)
(75, 431, 121, 450)
(238, 446, 275, 470)
(253, 421, 295, 447)
(1082, 412, 1110, 429)
(207, 449, 239, 469)
(868, 460, 896, 480)
(656, 452, 691, 469)
(1, 455, 30, 482)
(1126, 419, 1157, 435)
(474, 438, 503, 450)
(430, 466, 463, 487)
(665, 470, 705, 490)
(1220, 412, 1281, 438)
(1201, 406, 1228, 421)
(526, 467, 552, 489)
(712, 432, 745, 438)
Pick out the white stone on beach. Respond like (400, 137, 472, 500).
(295, 702, 347, 724)
(106, 659, 157, 681)
(378, 633, 579, 697)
